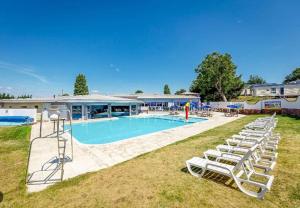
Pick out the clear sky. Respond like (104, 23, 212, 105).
(0, 0, 299, 97)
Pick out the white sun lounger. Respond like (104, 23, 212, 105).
(242, 129, 280, 137)
(226, 137, 277, 151)
(233, 134, 279, 146)
(204, 148, 276, 172)
(240, 130, 280, 143)
(216, 144, 278, 161)
(186, 145, 274, 199)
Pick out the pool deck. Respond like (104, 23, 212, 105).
(27, 112, 244, 192)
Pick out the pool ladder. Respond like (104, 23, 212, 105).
(25, 110, 74, 184)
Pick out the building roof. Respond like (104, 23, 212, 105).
(59, 94, 143, 103)
(0, 94, 143, 104)
(251, 83, 283, 88)
(114, 93, 200, 100)
(0, 97, 55, 103)
(180, 92, 200, 96)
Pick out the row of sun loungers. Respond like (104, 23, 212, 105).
(186, 113, 279, 199)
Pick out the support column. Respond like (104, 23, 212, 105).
(69, 104, 73, 120)
(81, 104, 84, 120)
(108, 104, 112, 118)
(129, 105, 132, 116)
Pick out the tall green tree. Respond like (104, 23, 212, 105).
(17, 94, 32, 99)
(247, 75, 266, 85)
(163, 84, 171, 94)
(0, 93, 14, 99)
(74, 74, 89, 95)
(190, 52, 244, 102)
(175, 89, 186, 95)
(284, 68, 300, 84)
(135, 90, 143, 94)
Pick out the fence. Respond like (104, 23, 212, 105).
(208, 97, 300, 117)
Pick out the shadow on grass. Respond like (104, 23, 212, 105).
(0, 191, 3, 203)
(181, 167, 238, 191)
(279, 115, 300, 120)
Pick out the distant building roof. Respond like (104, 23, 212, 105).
(114, 93, 200, 100)
(251, 83, 283, 88)
(0, 94, 143, 104)
(0, 97, 55, 103)
(180, 92, 200, 96)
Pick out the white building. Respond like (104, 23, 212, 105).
(0, 94, 143, 120)
(115, 93, 201, 110)
(250, 80, 300, 97)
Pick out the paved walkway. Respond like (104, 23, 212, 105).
(27, 112, 244, 192)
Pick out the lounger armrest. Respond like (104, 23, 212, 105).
(221, 152, 243, 159)
(205, 162, 232, 173)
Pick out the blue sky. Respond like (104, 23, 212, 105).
(0, 0, 299, 97)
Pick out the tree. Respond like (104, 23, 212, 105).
(247, 75, 266, 85)
(163, 84, 171, 94)
(74, 74, 89, 95)
(190, 52, 244, 102)
(284, 68, 300, 84)
(135, 90, 143, 94)
(175, 89, 186, 95)
(0, 93, 14, 99)
(62, 93, 69, 96)
(17, 94, 32, 99)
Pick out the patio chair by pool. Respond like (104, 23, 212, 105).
(226, 137, 277, 152)
(224, 105, 239, 117)
(196, 106, 212, 117)
(203, 147, 276, 173)
(233, 134, 279, 147)
(186, 144, 274, 199)
(216, 142, 278, 161)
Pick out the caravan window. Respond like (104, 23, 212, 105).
(271, 88, 276, 94)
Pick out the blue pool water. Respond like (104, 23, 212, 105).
(70, 116, 206, 144)
(0, 116, 33, 126)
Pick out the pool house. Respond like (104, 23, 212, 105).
(115, 93, 201, 110)
(0, 94, 143, 120)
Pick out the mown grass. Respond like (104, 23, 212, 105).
(0, 115, 300, 207)
(231, 96, 275, 104)
(0, 126, 31, 207)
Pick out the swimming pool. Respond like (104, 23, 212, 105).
(0, 116, 33, 126)
(70, 116, 206, 144)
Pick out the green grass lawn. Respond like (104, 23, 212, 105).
(1, 115, 300, 207)
(231, 96, 275, 104)
(231, 96, 299, 103)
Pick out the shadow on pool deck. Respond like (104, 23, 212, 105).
(27, 156, 72, 185)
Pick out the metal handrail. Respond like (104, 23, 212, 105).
(68, 110, 74, 160)
(25, 108, 74, 184)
